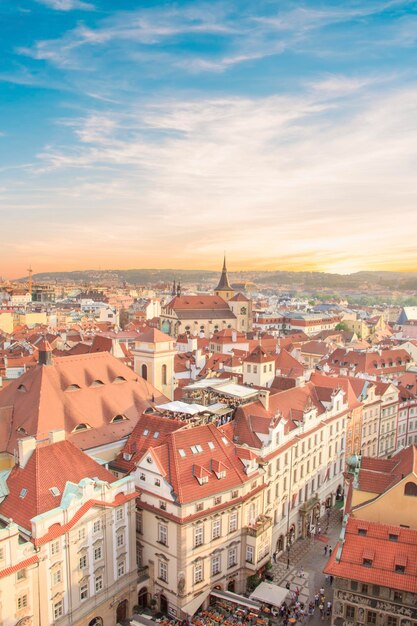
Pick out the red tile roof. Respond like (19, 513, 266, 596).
(0, 440, 116, 531)
(0, 352, 167, 453)
(324, 517, 417, 592)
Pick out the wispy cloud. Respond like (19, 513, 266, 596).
(37, 0, 95, 11)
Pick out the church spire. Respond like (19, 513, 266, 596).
(215, 254, 232, 292)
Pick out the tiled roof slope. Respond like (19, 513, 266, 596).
(148, 423, 257, 504)
(0, 440, 116, 531)
(324, 517, 417, 593)
(0, 352, 167, 453)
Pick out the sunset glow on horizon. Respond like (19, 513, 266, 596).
(1, 0, 417, 280)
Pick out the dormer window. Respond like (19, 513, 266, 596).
(91, 380, 104, 387)
(389, 533, 398, 542)
(66, 384, 81, 391)
(395, 564, 405, 574)
(50, 487, 60, 497)
(197, 475, 209, 485)
(17, 427, 27, 435)
(111, 414, 127, 423)
(358, 528, 367, 536)
(113, 376, 126, 383)
(363, 558, 373, 568)
(73, 423, 90, 432)
(19, 488, 28, 499)
(17, 384, 27, 392)
(123, 452, 132, 461)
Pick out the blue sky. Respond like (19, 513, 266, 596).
(1, 0, 417, 277)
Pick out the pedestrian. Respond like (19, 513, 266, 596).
(325, 574, 330, 585)
(318, 526, 322, 535)
(326, 601, 332, 616)
(324, 544, 328, 556)
(286, 580, 291, 590)
(320, 587, 325, 596)
(273, 552, 277, 563)
(319, 603, 324, 621)
(314, 593, 320, 607)
(329, 575, 334, 585)
(329, 547, 333, 557)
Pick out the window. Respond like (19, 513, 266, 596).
(162, 364, 167, 385)
(159, 500, 167, 510)
(362, 584, 369, 594)
(404, 482, 417, 497)
(346, 606, 355, 620)
(214, 496, 222, 505)
(158, 524, 168, 546)
(52, 569, 62, 585)
(155, 478, 161, 486)
(246, 545, 254, 563)
(211, 555, 221, 576)
(196, 502, 204, 512)
(229, 512, 238, 533)
(228, 547, 237, 568)
(231, 490, 238, 499)
(50, 540, 60, 556)
(393, 591, 403, 602)
(159, 560, 168, 582)
(366, 611, 377, 625)
(117, 560, 125, 578)
(387, 618, 397, 626)
(17, 595, 28, 610)
(94, 546, 102, 561)
(212, 519, 221, 539)
(79, 555, 87, 569)
(372, 585, 380, 596)
(17, 568, 26, 581)
(350, 581, 358, 591)
(93, 520, 101, 533)
(95, 574, 103, 592)
(78, 527, 86, 541)
(117, 532, 125, 548)
(194, 525, 204, 547)
(54, 599, 64, 619)
(116, 507, 124, 521)
(140, 472, 146, 481)
(80, 582, 88, 601)
(194, 562, 203, 584)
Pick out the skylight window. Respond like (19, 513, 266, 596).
(208, 441, 215, 450)
(191, 445, 199, 454)
(221, 436, 229, 445)
(195, 444, 203, 452)
(178, 449, 186, 458)
(144, 429, 149, 436)
(19, 488, 27, 499)
(50, 487, 60, 497)
(153, 431, 160, 439)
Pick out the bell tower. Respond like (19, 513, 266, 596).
(133, 328, 177, 400)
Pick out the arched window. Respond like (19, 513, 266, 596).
(161, 364, 167, 386)
(141, 364, 148, 381)
(89, 618, 103, 626)
(73, 423, 90, 432)
(404, 482, 417, 497)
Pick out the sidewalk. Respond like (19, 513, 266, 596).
(270, 509, 342, 624)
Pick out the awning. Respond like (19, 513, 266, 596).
(210, 589, 261, 610)
(181, 588, 211, 616)
(249, 582, 290, 607)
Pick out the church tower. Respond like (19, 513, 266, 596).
(133, 328, 177, 400)
(214, 256, 235, 302)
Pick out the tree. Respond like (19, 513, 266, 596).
(335, 322, 348, 331)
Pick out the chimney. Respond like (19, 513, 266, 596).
(49, 429, 65, 444)
(38, 337, 53, 366)
(18, 436, 36, 468)
(258, 389, 270, 411)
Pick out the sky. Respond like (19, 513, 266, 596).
(1, 0, 417, 279)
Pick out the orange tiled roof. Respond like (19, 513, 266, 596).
(0, 352, 167, 453)
(0, 439, 116, 531)
(324, 517, 417, 593)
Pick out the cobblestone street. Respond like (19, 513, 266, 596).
(270, 509, 343, 624)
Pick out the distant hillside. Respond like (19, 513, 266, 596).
(18, 268, 417, 292)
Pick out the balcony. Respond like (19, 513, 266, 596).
(137, 565, 149, 584)
(244, 515, 272, 537)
